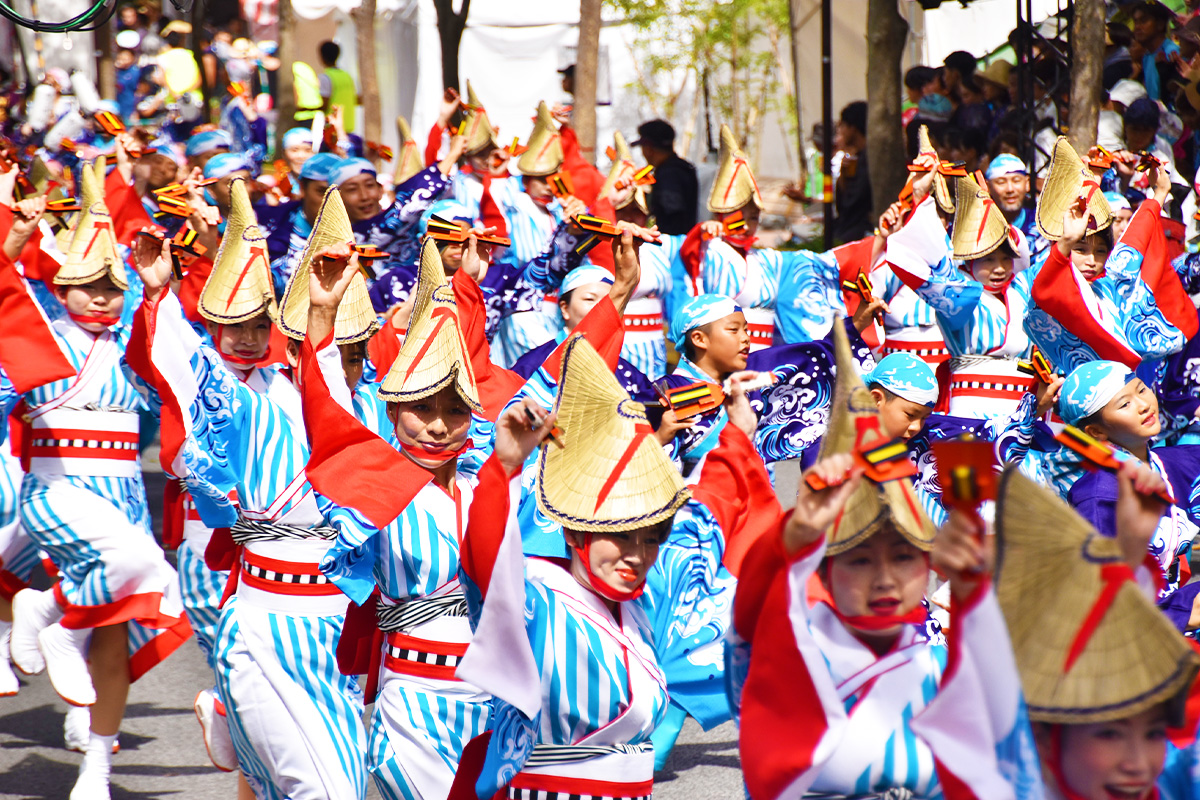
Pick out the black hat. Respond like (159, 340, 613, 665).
(630, 119, 675, 150)
(1133, 0, 1174, 21)
(558, 64, 575, 78)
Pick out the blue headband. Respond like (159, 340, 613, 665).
(985, 153, 1027, 179)
(1103, 191, 1131, 212)
(203, 152, 253, 179)
(561, 265, 614, 296)
(282, 127, 312, 151)
(863, 353, 939, 407)
(419, 199, 474, 236)
(185, 129, 233, 157)
(299, 152, 343, 183)
(1058, 361, 1135, 425)
(331, 157, 377, 186)
(670, 294, 740, 351)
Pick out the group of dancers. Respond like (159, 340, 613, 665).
(1, 79, 1200, 800)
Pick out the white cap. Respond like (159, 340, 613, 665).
(1096, 109, 1124, 151)
(1109, 79, 1148, 108)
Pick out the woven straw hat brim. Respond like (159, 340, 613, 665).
(599, 130, 635, 202)
(517, 102, 565, 177)
(536, 335, 690, 533)
(378, 285, 481, 412)
(995, 467, 1199, 724)
(1035, 136, 1114, 242)
(199, 178, 276, 324)
(951, 175, 1010, 261)
(395, 115, 426, 186)
(56, 157, 127, 290)
(915, 127, 955, 214)
(818, 321, 935, 554)
(277, 185, 376, 344)
(463, 81, 501, 156)
(707, 124, 763, 214)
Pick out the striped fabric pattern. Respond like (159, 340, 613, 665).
(177, 541, 226, 668)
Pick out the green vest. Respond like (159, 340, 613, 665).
(293, 62, 322, 121)
(324, 67, 357, 133)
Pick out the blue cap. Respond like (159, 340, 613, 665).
(185, 129, 233, 157)
(1058, 361, 1135, 425)
(203, 152, 253, 179)
(985, 153, 1027, 179)
(331, 157, 376, 186)
(669, 294, 741, 351)
(282, 127, 311, 151)
(561, 265, 614, 296)
(1104, 190, 1131, 212)
(418, 199, 474, 237)
(863, 353, 939, 407)
(299, 152, 343, 182)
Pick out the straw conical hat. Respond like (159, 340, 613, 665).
(395, 115, 425, 186)
(995, 468, 1198, 724)
(707, 124, 763, 215)
(1035, 136, 1114, 242)
(55, 157, 127, 290)
(951, 174, 1015, 261)
(197, 178, 276, 324)
(817, 321, 934, 556)
(536, 335, 690, 532)
(599, 131, 649, 214)
(517, 102, 564, 178)
(276, 186, 378, 344)
(462, 80, 500, 156)
(917, 125, 955, 214)
(378, 238, 478, 409)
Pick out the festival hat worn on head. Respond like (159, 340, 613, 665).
(461, 80, 500, 156)
(537, 334, 690, 538)
(517, 101, 565, 178)
(55, 157, 127, 290)
(951, 172, 1020, 261)
(707, 124, 763, 215)
(394, 115, 426, 186)
(995, 468, 1199, 725)
(1035, 136, 1115, 242)
(378, 238, 480, 411)
(817, 320, 935, 556)
(599, 130, 650, 214)
(197, 178, 277, 323)
(277, 186, 378, 345)
(918, 124, 956, 215)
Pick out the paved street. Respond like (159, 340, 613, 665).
(0, 470, 744, 798)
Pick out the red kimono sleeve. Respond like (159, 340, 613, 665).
(459, 454, 512, 600)
(1118, 198, 1198, 339)
(0, 241, 75, 393)
(451, 269, 525, 421)
(425, 122, 445, 168)
(559, 125, 604, 207)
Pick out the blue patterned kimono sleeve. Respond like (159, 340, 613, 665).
(318, 499, 381, 605)
(521, 222, 586, 292)
(774, 249, 845, 344)
(0, 369, 17, 447)
(1173, 251, 1200, 295)
(909, 254, 984, 329)
(1102, 244, 1185, 360)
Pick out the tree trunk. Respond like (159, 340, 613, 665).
(355, 0, 381, 161)
(574, 0, 602, 159)
(865, 0, 908, 220)
(787, 0, 806, 186)
(1067, 0, 1105, 152)
(274, 0, 298, 155)
(433, 0, 471, 93)
(94, 18, 114, 100)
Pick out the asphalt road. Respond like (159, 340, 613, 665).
(0, 470, 745, 799)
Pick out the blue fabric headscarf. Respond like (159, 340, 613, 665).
(984, 153, 1027, 180)
(863, 353, 939, 407)
(282, 127, 312, 151)
(299, 152, 343, 183)
(331, 157, 376, 186)
(185, 128, 233, 157)
(669, 294, 740, 351)
(1058, 361, 1135, 425)
(561, 265, 614, 296)
(202, 152, 253, 180)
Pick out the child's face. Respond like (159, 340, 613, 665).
(115, 50, 135, 70)
(688, 312, 750, 377)
(1068, 233, 1112, 282)
(968, 250, 1014, 293)
(1048, 706, 1168, 800)
(1087, 379, 1161, 451)
(1112, 208, 1133, 242)
(872, 389, 932, 441)
(55, 275, 124, 331)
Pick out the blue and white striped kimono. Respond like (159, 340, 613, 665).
(140, 291, 368, 800)
(490, 176, 563, 367)
(621, 235, 677, 379)
(2, 315, 189, 675)
(868, 262, 950, 365)
(451, 171, 485, 223)
(0, 369, 37, 597)
(770, 248, 846, 347)
(322, 465, 491, 800)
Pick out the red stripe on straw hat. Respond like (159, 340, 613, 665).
(593, 422, 654, 513)
(1063, 562, 1133, 673)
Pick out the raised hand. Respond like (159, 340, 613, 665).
(931, 509, 990, 602)
(459, 229, 492, 284)
(852, 295, 888, 334)
(1114, 459, 1169, 571)
(1056, 194, 1091, 255)
(1034, 374, 1064, 418)
(910, 152, 939, 204)
(784, 453, 863, 553)
(653, 406, 694, 446)
(309, 243, 357, 310)
(133, 231, 173, 296)
(723, 371, 761, 437)
(4, 195, 47, 260)
(494, 397, 559, 477)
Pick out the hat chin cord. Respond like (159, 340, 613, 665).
(571, 532, 643, 603)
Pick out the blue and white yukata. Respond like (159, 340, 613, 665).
(620, 236, 679, 379)
(490, 176, 564, 367)
(2, 314, 190, 675)
(136, 290, 368, 800)
(868, 262, 951, 367)
(322, 464, 491, 800)
(0, 369, 37, 602)
(700, 239, 844, 351)
(885, 197, 1036, 420)
(457, 456, 669, 799)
